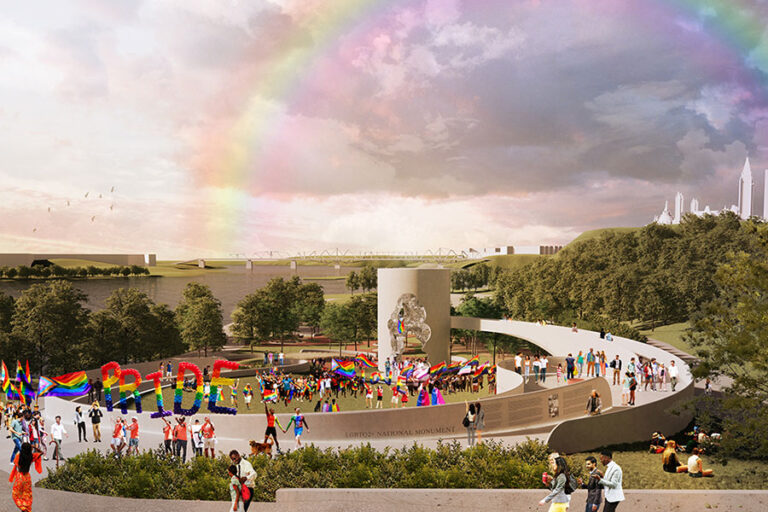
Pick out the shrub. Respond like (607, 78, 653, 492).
(39, 440, 577, 502)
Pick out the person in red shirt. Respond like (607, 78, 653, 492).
(126, 417, 140, 455)
(201, 416, 216, 458)
(263, 404, 283, 454)
(110, 418, 125, 457)
(161, 417, 173, 454)
(173, 417, 188, 463)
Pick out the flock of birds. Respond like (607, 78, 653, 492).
(32, 186, 116, 233)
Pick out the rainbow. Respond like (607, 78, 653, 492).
(193, 0, 768, 247)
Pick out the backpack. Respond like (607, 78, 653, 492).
(462, 414, 470, 428)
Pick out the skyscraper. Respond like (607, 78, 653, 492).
(738, 157, 753, 219)
(674, 192, 684, 224)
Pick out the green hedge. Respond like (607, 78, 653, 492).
(38, 440, 583, 502)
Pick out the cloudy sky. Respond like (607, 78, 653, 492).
(2, 0, 768, 258)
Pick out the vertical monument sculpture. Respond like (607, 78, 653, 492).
(377, 268, 450, 371)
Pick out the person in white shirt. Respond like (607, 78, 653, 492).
(539, 356, 548, 383)
(50, 415, 68, 462)
(514, 353, 522, 374)
(230, 449, 256, 510)
(598, 450, 624, 511)
(668, 361, 679, 391)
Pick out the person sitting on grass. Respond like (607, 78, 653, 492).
(686, 448, 714, 478)
(650, 431, 666, 453)
(662, 440, 685, 473)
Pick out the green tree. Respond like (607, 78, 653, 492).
(346, 271, 360, 295)
(320, 302, 355, 355)
(297, 282, 325, 338)
(358, 265, 378, 292)
(10, 281, 89, 374)
(686, 246, 768, 458)
(0, 291, 13, 333)
(176, 283, 226, 356)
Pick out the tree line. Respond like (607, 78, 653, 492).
(450, 262, 499, 292)
(0, 281, 224, 375)
(0, 264, 150, 279)
(494, 212, 764, 331)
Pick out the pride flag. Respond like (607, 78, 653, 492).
(0, 361, 9, 393)
(465, 355, 480, 366)
(333, 359, 356, 378)
(444, 361, 462, 374)
(429, 362, 446, 376)
(473, 363, 490, 378)
(400, 363, 414, 377)
(39, 371, 90, 398)
(396, 376, 408, 395)
(262, 389, 278, 402)
(354, 354, 376, 369)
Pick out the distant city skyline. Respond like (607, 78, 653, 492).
(2, 0, 768, 258)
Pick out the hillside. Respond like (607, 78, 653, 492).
(567, 226, 642, 246)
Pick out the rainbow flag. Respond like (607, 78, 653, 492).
(354, 354, 376, 369)
(333, 359, 356, 378)
(262, 389, 278, 402)
(444, 361, 462, 374)
(396, 376, 408, 395)
(400, 363, 414, 377)
(1, 361, 9, 393)
(465, 355, 480, 366)
(397, 318, 406, 334)
(39, 371, 90, 398)
(473, 363, 490, 378)
(9, 382, 26, 406)
(429, 362, 446, 376)
(331, 403, 340, 412)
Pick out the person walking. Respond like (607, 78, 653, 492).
(540, 355, 548, 383)
(110, 418, 125, 457)
(576, 351, 584, 377)
(191, 419, 203, 457)
(565, 354, 575, 381)
(621, 371, 630, 406)
(230, 450, 256, 511)
(282, 408, 309, 449)
(88, 402, 103, 442)
(9, 442, 43, 512)
(93, 378, 103, 402)
(263, 404, 283, 454)
(50, 416, 68, 464)
(538, 456, 572, 511)
(597, 451, 624, 511)
(668, 361, 679, 392)
(463, 401, 476, 447)
(579, 456, 603, 512)
(87, 379, 95, 403)
(201, 416, 216, 458)
(9, 411, 23, 463)
(228, 464, 243, 511)
(73, 406, 87, 442)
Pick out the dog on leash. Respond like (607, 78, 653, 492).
(249, 438, 273, 458)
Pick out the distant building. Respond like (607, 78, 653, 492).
(464, 245, 562, 258)
(654, 157, 760, 224)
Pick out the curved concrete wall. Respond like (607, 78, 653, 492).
(378, 269, 451, 368)
(495, 360, 524, 395)
(450, 317, 692, 387)
(547, 380, 695, 453)
(41, 378, 608, 447)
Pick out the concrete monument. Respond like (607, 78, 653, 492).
(377, 268, 450, 370)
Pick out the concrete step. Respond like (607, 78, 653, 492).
(645, 338, 697, 363)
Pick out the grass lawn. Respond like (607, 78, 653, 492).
(567, 227, 643, 246)
(572, 449, 768, 490)
(143, 375, 493, 414)
(640, 322, 693, 355)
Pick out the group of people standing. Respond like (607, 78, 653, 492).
(514, 353, 550, 383)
